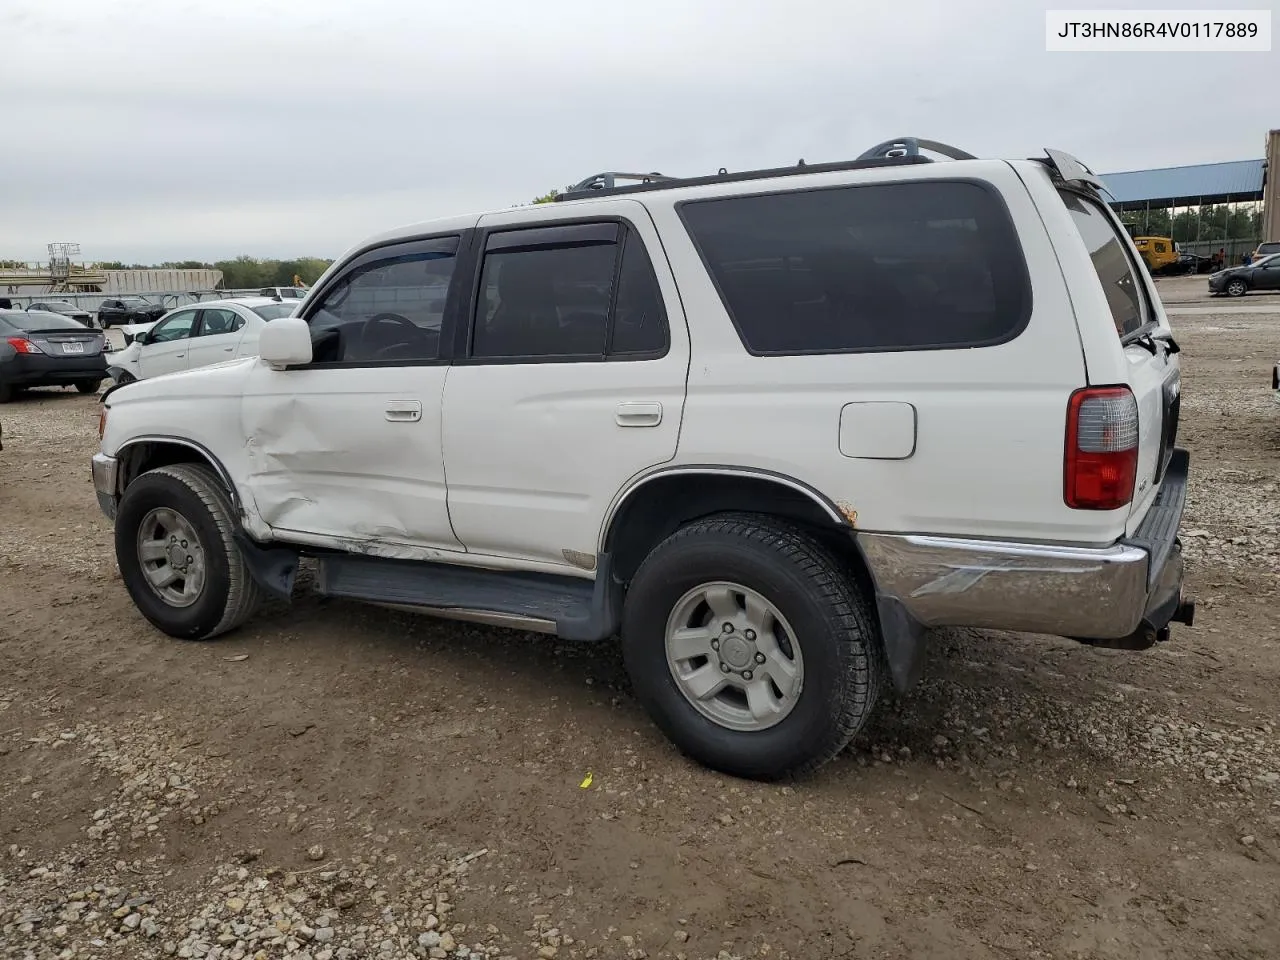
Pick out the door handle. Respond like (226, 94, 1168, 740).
(223, 346, 234, 352)
(385, 400, 422, 422)
(615, 401, 663, 427)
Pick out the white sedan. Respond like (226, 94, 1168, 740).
(106, 298, 299, 383)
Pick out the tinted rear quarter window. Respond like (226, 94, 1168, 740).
(1060, 192, 1147, 338)
(679, 180, 1031, 355)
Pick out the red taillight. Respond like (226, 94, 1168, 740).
(6, 336, 43, 355)
(1065, 386, 1139, 510)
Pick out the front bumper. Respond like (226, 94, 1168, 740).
(860, 449, 1194, 647)
(92, 452, 120, 520)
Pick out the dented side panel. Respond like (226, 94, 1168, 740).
(239, 363, 463, 552)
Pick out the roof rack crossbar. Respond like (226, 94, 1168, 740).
(566, 172, 674, 193)
(855, 137, 977, 162)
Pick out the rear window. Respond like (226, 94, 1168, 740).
(251, 302, 298, 321)
(0, 311, 83, 332)
(1060, 192, 1148, 338)
(678, 180, 1032, 355)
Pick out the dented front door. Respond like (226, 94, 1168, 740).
(238, 364, 462, 553)
(235, 231, 468, 554)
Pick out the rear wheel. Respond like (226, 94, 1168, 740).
(115, 463, 262, 640)
(621, 513, 883, 781)
(75, 379, 102, 395)
(0, 382, 13, 404)
(1226, 278, 1248, 297)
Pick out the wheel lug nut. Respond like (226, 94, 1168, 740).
(711, 639, 719, 650)
(186, 556, 193, 563)
(742, 671, 753, 681)
(744, 629, 756, 641)
(720, 663, 731, 673)
(722, 622, 734, 633)
(181, 540, 188, 548)
(755, 652, 766, 664)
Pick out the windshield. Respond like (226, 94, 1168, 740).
(251, 302, 298, 321)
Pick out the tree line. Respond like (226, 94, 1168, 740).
(1117, 205, 1263, 244)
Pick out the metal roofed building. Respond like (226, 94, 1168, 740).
(1098, 133, 1275, 260)
(1100, 158, 1265, 209)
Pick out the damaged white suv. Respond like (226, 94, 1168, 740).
(92, 139, 1194, 780)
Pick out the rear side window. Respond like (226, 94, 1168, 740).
(679, 180, 1031, 355)
(1061, 193, 1148, 338)
(471, 222, 668, 361)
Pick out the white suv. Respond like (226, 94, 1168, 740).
(91, 139, 1194, 781)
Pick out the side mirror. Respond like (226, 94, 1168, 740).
(258, 315, 313, 370)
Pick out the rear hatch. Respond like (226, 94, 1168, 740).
(1057, 189, 1180, 533)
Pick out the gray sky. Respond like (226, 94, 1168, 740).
(1, 0, 1273, 264)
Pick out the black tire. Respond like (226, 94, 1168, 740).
(75, 380, 102, 395)
(115, 463, 262, 640)
(0, 382, 12, 404)
(621, 512, 883, 781)
(1226, 279, 1248, 297)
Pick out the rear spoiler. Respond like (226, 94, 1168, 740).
(1035, 148, 1116, 201)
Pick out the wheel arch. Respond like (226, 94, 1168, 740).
(601, 466, 929, 693)
(114, 436, 242, 511)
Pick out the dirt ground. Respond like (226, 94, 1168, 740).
(2, 277, 1278, 960)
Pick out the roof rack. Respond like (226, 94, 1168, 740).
(554, 137, 978, 202)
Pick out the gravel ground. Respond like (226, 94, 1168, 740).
(2, 283, 1279, 959)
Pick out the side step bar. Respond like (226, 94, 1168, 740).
(314, 553, 621, 642)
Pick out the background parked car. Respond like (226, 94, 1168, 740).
(27, 299, 96, 327)
(1164, 252, 1215, 275)
(1250, 241, 1280, 263)
(0, 308, 107, 402)
(97, 296, 167, 328)
(259, 286, 309, 301)
(106, 297, 300, 383)
(1208, 253, 1280, 297)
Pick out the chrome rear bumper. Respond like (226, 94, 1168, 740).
(860, 449, 1192, 646)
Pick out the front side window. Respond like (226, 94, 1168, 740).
(471, 222, 668, 360)
(679, 180, 1031, 355)
(148, 311, 197, 343)
(305, 237, 457, 364)
(1060, 192, 1148, 338)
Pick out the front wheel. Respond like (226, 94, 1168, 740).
(75, 379, 102, 395)
(115, 463, 262, 640)
(621, 513, 884, 781)
(1226, 279, 1248, 297)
